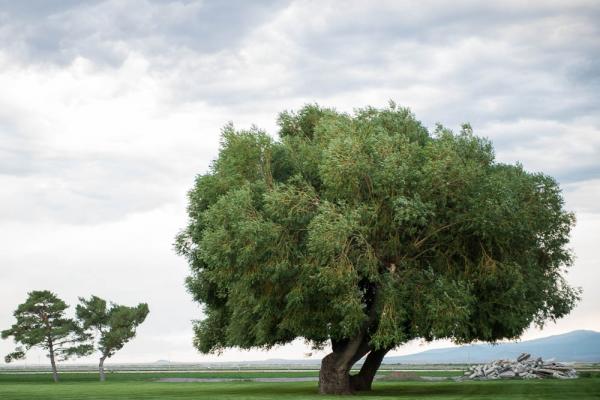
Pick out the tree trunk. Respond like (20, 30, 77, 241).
(48, 343, 59, 383)
(319, 284, 384, 394)
(319, 340, 391, 394)
(44, 314, 59, 383)
(99, 355, 107, 382)
(318, 352, 353, 394)
(349, 348, 390, 391)
(318, 337, 371, 395)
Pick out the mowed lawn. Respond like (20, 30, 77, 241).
(0, 372, 599, 400)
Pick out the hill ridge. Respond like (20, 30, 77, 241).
(383, 330, 600, 364)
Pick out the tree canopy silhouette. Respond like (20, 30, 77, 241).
(176, 103, 579, 394)
(77, 295, 149, 381)
(2, 290, 92, 382)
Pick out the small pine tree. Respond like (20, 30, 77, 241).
(1, 290, 92, 382)
(76, 295, 149, 381)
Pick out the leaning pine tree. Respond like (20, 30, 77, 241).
(76, 296, 149, 382)
(175, 103, 580, 395)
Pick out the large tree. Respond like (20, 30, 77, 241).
(76, 295, 149, 381)
(1, 290, 92, 382)
(175, 103, 579, 394)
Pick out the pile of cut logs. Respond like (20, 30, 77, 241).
(463, 353, 577, 380)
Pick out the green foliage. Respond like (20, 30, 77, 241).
(1, 290, 92, 363)
(76, 296, 149, 359)
(176, 103, 579, 355)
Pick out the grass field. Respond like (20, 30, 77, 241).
(0, 369, 463, 382)
(1, 371, 599, 400)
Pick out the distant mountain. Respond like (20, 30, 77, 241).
(383, 330, 600, 364)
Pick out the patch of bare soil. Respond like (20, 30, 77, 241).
(378, 371, 423, 381)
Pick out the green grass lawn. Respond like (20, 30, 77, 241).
(0, 372, 598, 400)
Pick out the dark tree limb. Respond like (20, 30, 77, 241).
(350, 347, 391, 391)
(318, 334, 372, 394)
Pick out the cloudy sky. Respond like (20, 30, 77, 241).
(1, 0, 599, 365)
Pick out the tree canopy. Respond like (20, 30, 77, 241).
(175, 103, 579, 394)
(1, 290, 92, 382)
(77, 295, 149, 381)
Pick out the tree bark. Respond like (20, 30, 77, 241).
(48, 342, 59, 383)
(318, 352, 353, 394)
(319, 283, 384, 394)
(44, 315, 59, 383)
(349, 347, 390, 391)
(99, 355, 107, 382)
(318, 337, 371, 394)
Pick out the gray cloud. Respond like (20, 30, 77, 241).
(0, 0, 288, 66)
(158, 1, 600, 130)
(1, 1, 599, 364)
(4, 1, 597, 126)
(0, 0, 597, 223)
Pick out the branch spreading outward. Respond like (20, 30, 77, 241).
(175, 103, 580, 394)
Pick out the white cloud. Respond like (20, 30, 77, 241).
(481, 119, 600, 183)
(0, 51, 230, 223)
(564, 179, 600, 214)
(0, 0, 599, 364)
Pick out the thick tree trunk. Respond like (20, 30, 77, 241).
(349, 348, 389, 391)
(318, 337, 371, 394)
(318, 352, 353, 395)
(319, 341, 391, 394)
(319, 283, 385, 394)
(99, 355, 107, 382)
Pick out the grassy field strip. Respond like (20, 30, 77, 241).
(0, 369, 467, 376)
(0, 369, 325, 374)
(1, 379, 600, 400)
(0, 370, 467, 384)
(0, 364, 477, 372)
(1, 371, 599, 400)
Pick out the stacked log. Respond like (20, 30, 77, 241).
(463, 353, 577, 380)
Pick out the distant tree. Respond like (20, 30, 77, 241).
(1, 290, 92, 382)
(76, 295, 149, 381)
(175, 103, 580, 394)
